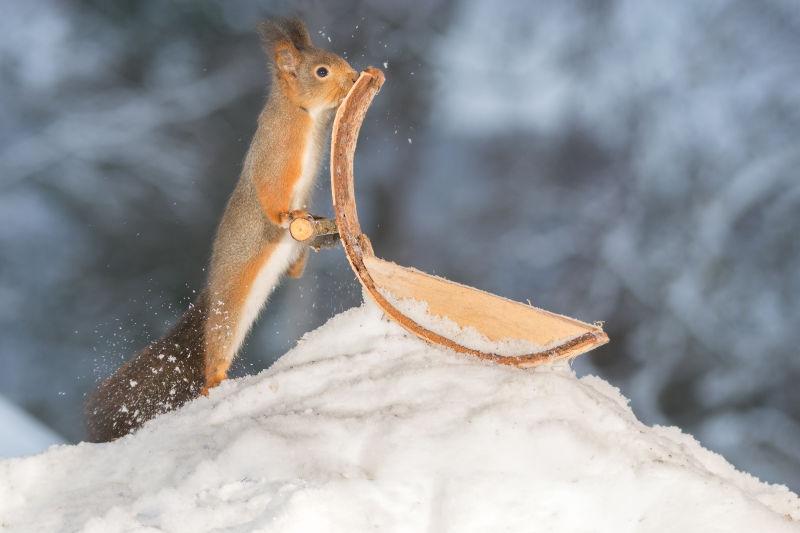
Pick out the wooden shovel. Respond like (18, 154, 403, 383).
(296, 68, 608, 367)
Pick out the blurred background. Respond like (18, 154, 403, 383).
(1, 0, 798, 490)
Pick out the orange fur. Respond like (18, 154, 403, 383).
(257, 114, 311, 226)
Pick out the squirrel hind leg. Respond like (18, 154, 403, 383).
(203, 240, 294, 392)
(203, 307, 238, 393)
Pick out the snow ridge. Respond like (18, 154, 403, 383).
(1, 302, 798, 532)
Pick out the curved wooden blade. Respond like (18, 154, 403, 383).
(330, 68, 609, 367)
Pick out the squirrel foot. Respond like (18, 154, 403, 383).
(278, 209, 309, 229)
(202, 370, 227, 395)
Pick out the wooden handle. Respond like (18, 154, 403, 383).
(289, 216, 338, 243)
(329, 67, 609, 367)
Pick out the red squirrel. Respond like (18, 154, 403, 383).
(85, 18, 357, 442)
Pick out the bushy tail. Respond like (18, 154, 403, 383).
(85, 293, 209, 442)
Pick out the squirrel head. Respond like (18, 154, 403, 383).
(258, 18, 358, 113)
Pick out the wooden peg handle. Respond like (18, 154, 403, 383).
(289, 216, 338, 243)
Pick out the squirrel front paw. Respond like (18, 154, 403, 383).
(278, 209, 309, 229)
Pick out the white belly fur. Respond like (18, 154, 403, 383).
(229, 234, 299, 360)
(291, 112, 322, 210)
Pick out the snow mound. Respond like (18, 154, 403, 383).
(1, 302, 798, 532)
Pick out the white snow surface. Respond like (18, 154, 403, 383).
(1, 302, 798, 532)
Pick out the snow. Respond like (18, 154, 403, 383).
(1, 301, 798, 532)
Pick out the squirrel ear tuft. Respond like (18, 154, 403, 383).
(282, 18, 312, 50)
(257, 17, 312, 53)
(257, 19, 286, 50)
(257, 18, 303, 73)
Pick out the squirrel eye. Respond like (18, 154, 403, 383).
(315, 66, 329, 78)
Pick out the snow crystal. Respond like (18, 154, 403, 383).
(0, 302, 797, 532)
